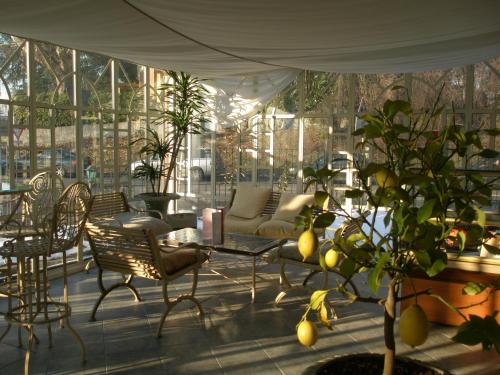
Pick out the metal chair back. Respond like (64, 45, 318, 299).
(49, 182, 91, 254)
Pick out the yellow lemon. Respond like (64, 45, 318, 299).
(298, 229, 318, 261)
(324, 249, 341, 269)
(374, 168, 398, 188)
(399, 304, 429, 347)
(297, 320, 318, 347)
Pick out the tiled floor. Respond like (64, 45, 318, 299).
(1, 253, 499, 374)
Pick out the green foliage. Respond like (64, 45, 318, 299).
(296, 87, 500, 364)
(453, 313, 500, 353)
(131, 71, 207, 195)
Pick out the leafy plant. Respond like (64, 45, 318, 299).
(131, 71, 207, 195)
(295, 86, 500, 375)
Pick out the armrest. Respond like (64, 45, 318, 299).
(159, 242, 213, 264)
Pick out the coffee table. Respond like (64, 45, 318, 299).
(158, 228, 286, 303)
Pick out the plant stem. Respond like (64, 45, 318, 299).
(383, 278, 397, 375)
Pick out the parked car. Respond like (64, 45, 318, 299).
(2, 149, 89, 178)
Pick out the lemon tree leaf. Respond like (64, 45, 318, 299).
(314, 191, 329, 208)
(314, 212, 336, 228)
(478, 149, 499, 158)
(345, 189, 363, 199)
(319, 253, 327, 270)
(462, 282, 487, 296)
(303, 167, 317, 178)
(317, 302, 332, 330)
(339, 257, 357, 278)
(474, 206, 486, 227)
(452, 314, 500, 353)
(425, 249, 448, 277)
(367, 252, 390, 293)
(483, 243, 500, 255)
(310, 290, 328, 310)
(457, 230, 466, 251)
(417, 199, 436, 224)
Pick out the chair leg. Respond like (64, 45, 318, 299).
(275, 261, 291, 305)
(64, 317, 87, 364)
(279, 261, 291, 288)
(90, 270, 142, 321)
(302, 270, 321, 286)
(84, 259, 94, 273)
(157, 269, 204, 338)
(157, 281, 172, 338)
(24, 326, 34, 375)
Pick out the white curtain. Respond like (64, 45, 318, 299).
(1, 0, 499, 121)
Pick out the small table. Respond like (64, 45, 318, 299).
(159, 228, 285, 303)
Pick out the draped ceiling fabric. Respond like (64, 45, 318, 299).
(1, 0, 499, 124)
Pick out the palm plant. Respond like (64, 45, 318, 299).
(131, 71, 207, 197)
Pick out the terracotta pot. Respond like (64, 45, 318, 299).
(303, 353, 452, 375)
(135, 192, 180, 218)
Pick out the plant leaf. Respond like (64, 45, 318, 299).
(310, 290, 328, 310)
(462, 282, 487, 296)
(483, 243, 500, 255)
(367, 252, 390, 293)
(317, 302, 332, 330)
(452, 314, 500, 353)
(314, 212, 336, 228)
(474, 206, 486, 227)
(478, 149, 499, 158)
(339, 257, 357, 278)
(314, 191, 329, 208)
(417, 199, 436, 224)
(345, 189, 364, 199)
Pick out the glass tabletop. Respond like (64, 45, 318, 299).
(159, 227, 284, 256)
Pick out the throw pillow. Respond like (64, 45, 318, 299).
(228, 184, 272, 219)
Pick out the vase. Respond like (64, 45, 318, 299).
(135, 192, 181, 219)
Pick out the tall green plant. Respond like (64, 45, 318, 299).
(295, 87, 500, 374)
(131, 71, 207, 195)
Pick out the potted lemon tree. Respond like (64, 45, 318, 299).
(294, 87, 500, 375)
(132, 71, 207, 216)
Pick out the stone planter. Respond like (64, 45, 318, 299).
(303, 353, 451, 375)
(135, 192, 180, 219)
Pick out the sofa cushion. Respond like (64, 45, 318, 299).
(115, 212, 172, 235)
(272, 193, 315, 223)
(228, 184, 272, 219)
(159, 247, 209, 275)
(225, 213, 271, 235)
(256, 220, 304, 239)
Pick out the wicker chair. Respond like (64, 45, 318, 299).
(85, 222, 209, 337)
(0, 182, 91, 375)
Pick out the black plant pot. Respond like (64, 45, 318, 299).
(303, 353, 452, 375)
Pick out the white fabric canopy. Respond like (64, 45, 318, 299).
(1, 0, 499, 122)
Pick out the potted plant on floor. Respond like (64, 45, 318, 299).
(132, 71, 207, 216)
(294, 87, 500, 375)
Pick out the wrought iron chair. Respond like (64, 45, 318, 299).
(0, 171, 65, 348)
(0, 171, 65, 239)
(85, 222, 209, 337)
(84, 192, 172, 272)
(0, 181, 91, 375)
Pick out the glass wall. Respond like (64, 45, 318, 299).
(0, 32, 498, 240)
